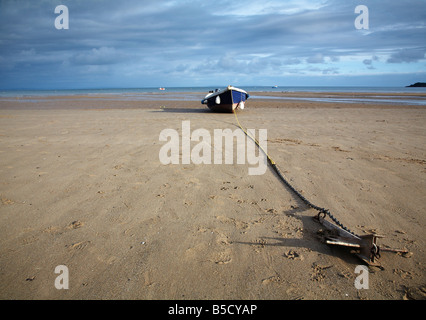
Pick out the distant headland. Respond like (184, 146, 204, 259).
(406, 82, 426, 87)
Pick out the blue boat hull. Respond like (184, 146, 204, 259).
(201, 87, 249, 113)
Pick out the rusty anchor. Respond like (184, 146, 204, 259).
(313, 213, 409, 268)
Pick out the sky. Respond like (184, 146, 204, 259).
(0, 0, 425, 89)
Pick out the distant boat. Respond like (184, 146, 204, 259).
(159, 87, 166, 90)
(272, 85, 278, 88)
(201, 85, 249, 113)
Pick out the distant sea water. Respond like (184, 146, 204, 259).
(1, 86, 426, 105)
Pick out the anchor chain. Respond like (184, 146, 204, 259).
(270, 162, 359, 237)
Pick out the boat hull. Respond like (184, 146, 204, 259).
(201, 86, 249, 113)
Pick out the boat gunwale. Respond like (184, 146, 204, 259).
(203, 86, 248, 100)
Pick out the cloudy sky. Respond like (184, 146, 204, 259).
(0, 0, 425, 89)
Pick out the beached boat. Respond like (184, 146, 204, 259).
(201, 85, 249, 112)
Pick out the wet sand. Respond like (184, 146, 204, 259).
(0, 92, 425, 300)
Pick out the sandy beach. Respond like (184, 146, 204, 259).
(0, 92, 425, 300)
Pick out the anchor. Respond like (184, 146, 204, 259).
(314, 212, 409, 268)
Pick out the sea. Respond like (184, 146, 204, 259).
(1, 86, 426, 105)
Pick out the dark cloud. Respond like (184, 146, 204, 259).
(387, 48, 426, 63)
(363, 56, 379, 69)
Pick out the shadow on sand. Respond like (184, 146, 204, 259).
(237, 166, 362, 265)
(238, 208, 361, 265)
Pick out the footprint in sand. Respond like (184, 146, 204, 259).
(43, 220, 84, 236)
(216, 215, 249, 231)
(284, 250, 303, 260)
(66, 240, 91, 251)
(213, 251, 232, 265)
(1, 197, 14, 205)
(210, 229, 233, 265)
(67, 220, 84, 229)
(262, 275, 282, 285)
(190, 226, 233, 265)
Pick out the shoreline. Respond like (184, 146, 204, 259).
(1, 91, 426, 110)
